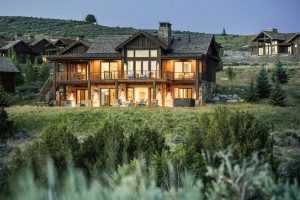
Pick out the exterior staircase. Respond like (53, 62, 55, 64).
(36, 75, 54, 106)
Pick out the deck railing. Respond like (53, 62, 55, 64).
(56, 71, 196, 81)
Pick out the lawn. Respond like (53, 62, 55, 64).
(6, 62, 300, 137)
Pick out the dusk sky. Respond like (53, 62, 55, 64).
(0, 0, 299, 35)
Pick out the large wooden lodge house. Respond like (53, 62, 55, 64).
(46, 22, 221, 107)
(251, 28, 300, 56)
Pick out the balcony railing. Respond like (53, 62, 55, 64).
(56, 71, 196, 81)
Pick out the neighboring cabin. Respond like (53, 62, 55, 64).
(0, 40, 38, 63)
(0, 57, 19, 93)
(251, 28, 300, 56)
(45, 22, 221, 107)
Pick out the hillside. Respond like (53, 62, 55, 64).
(0, 16, 252, 51)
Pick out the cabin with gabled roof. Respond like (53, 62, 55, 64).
(44, 22, 220, 107)
(251, 28, 300, 56)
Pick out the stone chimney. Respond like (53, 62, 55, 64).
(158, 22, 172, 45)
(28, 34, 35, 43)
(266, 28, 278, 33)
(77, 35, 84, 41)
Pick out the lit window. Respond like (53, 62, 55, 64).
(135, 50, 149, 57)
(295, 44, 298, 48)
(127, 50, 134, 57)
(150, 50, 158, 57)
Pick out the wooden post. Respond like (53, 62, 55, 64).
(53, 61, 58, 101)
(195, 59, 199, 100)
(87, 62, 91, 101)
(153, 81, 156, 100)
(121, 49, 125, 79)
(270, 39, 273, 55)
(115, 80, 118, 99)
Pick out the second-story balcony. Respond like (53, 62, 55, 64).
(55, 71, 196, 81)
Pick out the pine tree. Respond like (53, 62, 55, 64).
(245, 80, 258, 102)
(270, 80, 286, 106)
(222, 28, 227, 36)
(272, 62, 289, 84)
(226, 67, 236, 82)
(256, 67, 271, 98)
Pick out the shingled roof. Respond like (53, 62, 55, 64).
(49, 31, 216, 60)
(252, 31, 299, 42)
(87, 35, 131, 54)
(0, 57, 20, 73)
(168, 34, 214, 54)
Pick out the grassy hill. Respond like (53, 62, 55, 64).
(0, 16, 253, 51)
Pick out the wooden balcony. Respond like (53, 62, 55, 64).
(55, 71, 196, 82)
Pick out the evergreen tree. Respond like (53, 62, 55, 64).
(38, 63, 51, 82)
(245, 80, 258, 102)
(10, 50, 24, 85)
(222, 28, 227, 36)
(270, 80, 286, 106)
(256, 67, 271, 98)
(226, 67, 236, 82)
(272, 62, 289, 84)
(24, 59, 35, 84)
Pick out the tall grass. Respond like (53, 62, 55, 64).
(12, 150, 300, 200)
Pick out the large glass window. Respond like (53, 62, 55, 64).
(174, 88, 192, 99)
(174, 62, 192, 79)
(127, 50, 134, 57)
(135, 50, 149, 57)
(76, 89, 88, 104)
(100, 89, 115, 106)
(101, 62, 118, 79)
(150, 50, 158, 57)
(127, 88, 134, 101)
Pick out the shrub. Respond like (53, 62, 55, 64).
(79, 119, 127, 177)
(127, 126, 168, 162)
(256, 67, 271, 98)
(190, 107, 271, 161)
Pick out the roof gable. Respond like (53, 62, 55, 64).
(0, 40, 38, 54)
(287, 33, 300, 43)
(115, 31, 168, 50)
(58, 40, 92, 55)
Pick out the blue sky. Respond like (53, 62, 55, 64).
(0, 0, 299, 34)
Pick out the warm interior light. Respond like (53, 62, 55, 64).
(165, 92, 173, 107)
(93, 92, 100, 107)
(120, 90, 126, 102)
(157, 91, 162, 107)
(69, 92, 75, 107)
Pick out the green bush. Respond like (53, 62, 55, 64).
(190, 107, 271, 161)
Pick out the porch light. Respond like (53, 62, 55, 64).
(69, 93, 76, 107)
(165, 92, 173, 107)
(157, 90, 162, 107)
(93, 92, 100, 107)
